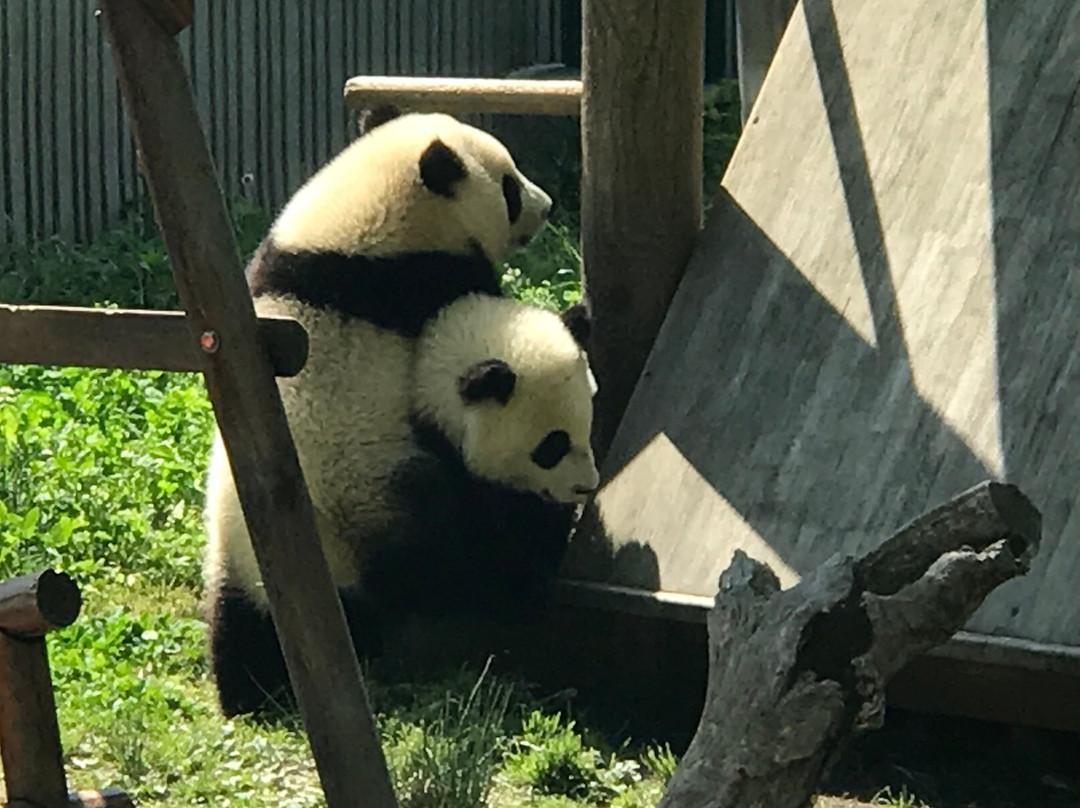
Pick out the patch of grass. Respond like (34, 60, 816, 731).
(498, 710, 674, 808)
(378, 661, 515, 808)
(873, 786, 932, 808)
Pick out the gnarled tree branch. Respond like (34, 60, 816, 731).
(657, 481, 1040, 808)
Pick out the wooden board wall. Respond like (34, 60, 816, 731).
(568, 0, 1080, 652)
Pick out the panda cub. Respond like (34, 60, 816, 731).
(202, 112, 594, 717)
(361, 294, 599, 622)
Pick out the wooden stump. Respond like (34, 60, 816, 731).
(656, 482, 1040, 808)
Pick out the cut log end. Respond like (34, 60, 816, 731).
(0, 569, 83, 637)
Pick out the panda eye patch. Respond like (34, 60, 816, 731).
(531, 430, 570, 470)
(502, 174, 523, 224)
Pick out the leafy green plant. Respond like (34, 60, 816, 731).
(702, 79, 742, 196)
(0, 365, 214, 587)
(501, 220, 583, 313)
(0, 196, 271, 309)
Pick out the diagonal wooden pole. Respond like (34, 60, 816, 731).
(96, 2, 397, 806)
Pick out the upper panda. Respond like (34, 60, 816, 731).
(246, 111, 552, 336)
(202, 113, 558, 716)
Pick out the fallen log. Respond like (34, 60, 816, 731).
(657, 481, 1040, 808)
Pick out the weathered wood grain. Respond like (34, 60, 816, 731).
(570, 0, 1080, 659)
(580, 0, 705, 457)
(0, 305, 309, 377)
(654, 481, 1038, 808)
(96, 2, 396, 805)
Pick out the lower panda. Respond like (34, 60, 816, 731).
(203, 294, 599, 717)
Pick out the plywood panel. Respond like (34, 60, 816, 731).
(570, 0, 1080, 649)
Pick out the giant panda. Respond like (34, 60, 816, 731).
(359, 294, 599, 623)
(203, 294, 598, 717)
(202, 113, 581, 717)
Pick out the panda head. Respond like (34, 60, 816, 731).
(270, 112, 552, 263)
(415, 295, 599, 505)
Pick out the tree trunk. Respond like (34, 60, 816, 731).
(656, 481, 1040, 808)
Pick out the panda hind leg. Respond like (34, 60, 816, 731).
(206, 585, 295, 718)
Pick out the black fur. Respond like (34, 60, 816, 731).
(208, 415, 577, 716)
(359, 416, 575, 624)
(560, 301, 592, 349)
(459, 359, 516, 404)
(247, 241, 503, 337)
(207, 583, 383, 718)
(206, 586, 292, 717)
(502, 174, 523, 224)
(531, 430, 570, 469)
(357, 104, 401, 135)
(419, 139, 468, 197)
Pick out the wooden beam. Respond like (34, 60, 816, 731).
(96, 3, 397, 807)
(2, 304, 308, 378)
(580, 0, 705, 457)
(135, 0, 193, 35)
(0, 571, 81, 638)
(0, 305, 308, 377)
(343, 76, 582, 116)
(735, 0, 798, 123)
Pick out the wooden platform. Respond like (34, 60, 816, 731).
(564, 0, 1080, 728)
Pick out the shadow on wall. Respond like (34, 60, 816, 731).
(566, 0, 1080, 650)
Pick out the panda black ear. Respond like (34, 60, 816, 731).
(459, 359, 516, 405)
(357, 104, 401, 136)
(561, 300, 592, 348)
(420, 139, 468, 198)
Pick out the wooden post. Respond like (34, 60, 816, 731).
(0, 571, 81, 808)
(96, 3, 397, 807)
(0, 306, 308, 377)
(343, 76, 582, 116)
(580, 0, 705, 458)
(734, 0, 797, 123)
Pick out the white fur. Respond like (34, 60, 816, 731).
(271, 112, 550, 263)
(413, 294, 600, 504)
(204, 114, 560, 609)
(203, 296, 418, 610)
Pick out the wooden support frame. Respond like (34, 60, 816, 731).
(96, 2, 396, 806)
(580, 0, 706, 457)
(0, 570, 136, 808)
(343, 76, 582, 116)
(0, 306, 308, 376)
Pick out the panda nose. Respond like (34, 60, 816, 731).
(572, 484, 596, 496)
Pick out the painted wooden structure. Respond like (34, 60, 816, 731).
(565, 0, 1080, 730)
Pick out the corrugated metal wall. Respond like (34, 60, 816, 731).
(0, 0, 563, 245)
